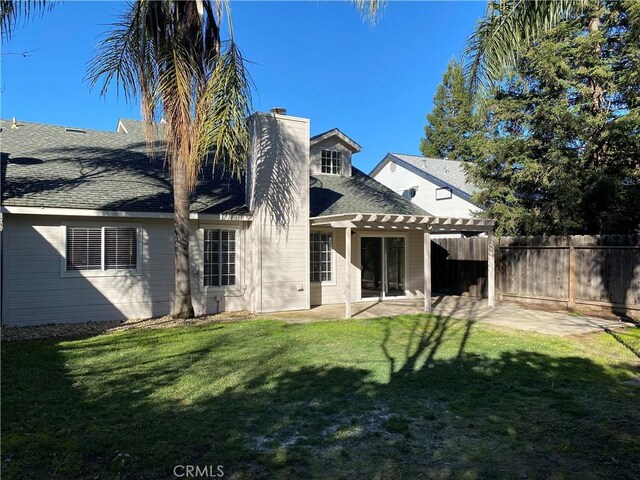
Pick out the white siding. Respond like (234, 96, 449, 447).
(309, 228, 359, 306)
(373, 160, 480, 218)
(310, 138, 352, 177)
(2, 215, 251, 326)
(3, 215, 175, 325)
(310, 229, 427, 305)
(190, 221, 252, 316)
(246, 113, 310, 312)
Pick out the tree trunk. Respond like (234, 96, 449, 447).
(589, 16, 604, 113)
(588, 15, 605, 166)
(172, 160, 195, 319)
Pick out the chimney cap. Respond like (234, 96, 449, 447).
(270, 107, 287, 115)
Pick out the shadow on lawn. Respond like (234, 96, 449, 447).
(2, 318, 639, 480)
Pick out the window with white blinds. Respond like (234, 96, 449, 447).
(66, 226, 138, 272)
(204, 229, 236, 287)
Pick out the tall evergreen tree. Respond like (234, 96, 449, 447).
(419, 60, 476, 161)
(466, 0, 640, 235)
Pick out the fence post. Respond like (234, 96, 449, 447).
(488, 232, 496, 307)
(568, 236, 576, 309)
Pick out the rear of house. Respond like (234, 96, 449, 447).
(1, 112, 494, 326)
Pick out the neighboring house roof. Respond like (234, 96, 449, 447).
(370, 153, 479, 202)
(310, 167, 429, 217)
(0, 119, 247, 214)
(310, 128, 362, 153)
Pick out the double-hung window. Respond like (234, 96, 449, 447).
(310, 232, 333, 283)
(204, 229, 237, 287)
(66, 226, 138, 272)
(321, 150, 342, 174)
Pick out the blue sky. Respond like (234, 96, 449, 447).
(1, 1, 485, 173)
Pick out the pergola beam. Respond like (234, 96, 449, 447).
(310, 213, 495, 233)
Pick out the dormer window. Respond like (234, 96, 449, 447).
(321, 150, 342, 174)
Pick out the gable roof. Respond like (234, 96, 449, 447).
(310, 167, 429, 217)
(310, 128, 362, 153)
(2, 118, 429, 220)
(1, 119, 247, 215)
(370, 153, 479, 201)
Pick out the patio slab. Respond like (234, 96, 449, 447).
(266, 296, 635, 336)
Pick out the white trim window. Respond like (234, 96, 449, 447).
(204, 229, 236, 287)
(321, 150, 342, 174)
(66, 226, 138, 271)
(310, 232, 333, 283)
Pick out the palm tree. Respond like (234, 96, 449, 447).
(88, 0, 252, 319)
(463, 0, 596, 94)
(1, 0, 54, 40)
(354, 0, 600, 96)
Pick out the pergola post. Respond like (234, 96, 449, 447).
(424, 231, 432, 313)
(487, 231, 496, 307)
(345, 226, 352, 319)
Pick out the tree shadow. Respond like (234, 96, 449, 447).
(2, 141, 247, 214)
(3, 316, 637, 479)
(588, 235, 640, 320)
(249, 116, 301, 233)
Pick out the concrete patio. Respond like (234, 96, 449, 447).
(267, 295, 634, 336)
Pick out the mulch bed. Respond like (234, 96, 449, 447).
(1, 311, 257, 342)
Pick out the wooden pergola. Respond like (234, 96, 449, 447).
(310, 213, 497, 318)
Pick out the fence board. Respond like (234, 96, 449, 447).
(430, 234, 639, 310)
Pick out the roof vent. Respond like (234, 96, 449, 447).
(270, 107, 286, 115)
(11, 117, 19, 129)
(65, 127, 86, 134)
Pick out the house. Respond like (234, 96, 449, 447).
(370, 153, 482, 220)
(0, 111, 495, 326)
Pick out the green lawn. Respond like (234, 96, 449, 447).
(2, 316, 639, 480)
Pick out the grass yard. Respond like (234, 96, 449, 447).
(2, 315, 639, 480)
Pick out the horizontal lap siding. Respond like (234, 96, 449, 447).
(3, 215, 177, 326)
(190, 223, 252, 316)
(310, 228, 359, 306)
(248, 114, 310, 312)
(406, 231, 425, 298)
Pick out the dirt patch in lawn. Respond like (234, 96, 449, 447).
(1, 310, 257, 342)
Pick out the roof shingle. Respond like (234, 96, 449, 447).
(310, 167, 429, 217)
(1, 119, 247, 214)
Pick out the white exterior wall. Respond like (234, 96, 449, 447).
(310, 138, 352, 177)
(190, 220, 252, 316)
(2, 215, 175, 326)
(373, 160, 479, 218)
(1, 214, 251, 326)
(246, 113, 310, 312)
(310, 228, 427, 305)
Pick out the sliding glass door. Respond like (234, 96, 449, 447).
(384, 237, 405, 297)
(360, 236, 406, 299)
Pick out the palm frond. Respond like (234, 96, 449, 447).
(87, 0, 253, 193)
(352, 0, 385, 25)
(199, 41, 253, 180)
(464, 0, 595, 94)
(1, 0, 55, 41)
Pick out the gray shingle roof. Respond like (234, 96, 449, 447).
(2, 118, 430, 219)
(1, 119, 247, 214)
(310, 167, 429, 217)
(386, 153, 478, 197)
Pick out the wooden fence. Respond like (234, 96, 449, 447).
(431, 235, 640, 312)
